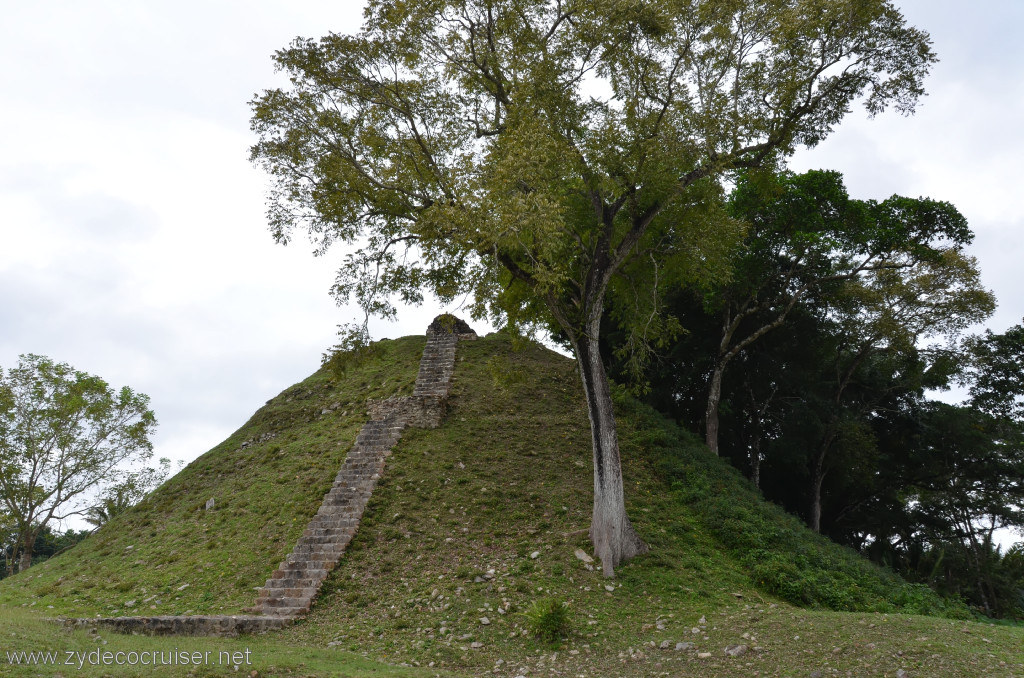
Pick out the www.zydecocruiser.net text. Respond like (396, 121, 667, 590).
(4, 647, 253, 669)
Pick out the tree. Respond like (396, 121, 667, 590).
(0, 354, 156, 571)
(899, 403, 1024, 617)
(250, 0, 936, 575)
(0, 511, 15, 578)
(799, 249, 993, 532)
(701, 169, 977, 455)
(0, 524, 90, 580)
(962, 321, 1024, 423)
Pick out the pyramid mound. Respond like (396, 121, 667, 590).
(0, 330, 959, 661)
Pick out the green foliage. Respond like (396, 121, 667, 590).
(610, 388, 967, 617)
(0, 525, 89, 579)
(604, 168, 1013, 612)
(523, 597, 571, 643)
(963, 321, 1024, 422)
(248, 0, 939, 387)
(321, 323, 383, 376)
(251, 1, 936, 344)
(0, 354, 157, 570)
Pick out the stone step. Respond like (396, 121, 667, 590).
(273, 565, 329, 579)
(339, 453, 385, 463)
(313, 502, 362, 514)
(258, 598, 309, 614)
(335, 466, 380, 477)
(256, 590, 317, 604)
(354, 431, 388, 440)
(303, 524, 355, 535)
(341, 458, 386, 467)
(314, 500, 364, 512)
(290, 543, 348, 558)
(268, 572, 327, 587)
(308, 520, 355, 531)
(256, 586, 318, 601)
(334, 470, 379, 481)
(335, 468, 381, 479)
(284, 554, 340, 568)
(343, 453, 387, 461)
(319, 497, 368, 510)
(294, 535, 350, 548)
(260, 577, 322, 590)
(327, 486, 375, 498)
(319, 494, 370, 507)
(318, 493, 355, 504)
(282, 548, 341, 563)
(319, 494, 366, 507)
(259, 606, 307, 618)
(337, 457, 384, 467)
(310, 514, 361, 527)
(300, 530, 356, 543)
(308, 521, 359, 534)
(329, 479, 375, 491)
(294, 539, 351, 554)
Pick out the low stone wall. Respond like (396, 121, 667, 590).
(62, 615, 289, 638)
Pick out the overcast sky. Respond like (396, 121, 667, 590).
(2, 1, 1021, 500)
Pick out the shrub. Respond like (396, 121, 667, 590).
(524, 598, 571, 643)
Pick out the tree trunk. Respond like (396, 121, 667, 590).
(574, 331, 648, 577)
(809, 456, 825, 533)
(963, 521, 994, 616)
(749, 431, 763, 490)
(745, 385, 775, 490)
(18, 543, 32, 573)
(705, 362, 726, 456)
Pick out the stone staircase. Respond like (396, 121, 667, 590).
(254, 315, 475, 619)
(254, 415, 405, 617)
(65, 315, 475, 636)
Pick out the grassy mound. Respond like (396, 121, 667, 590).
(4, 331, 1011, 677)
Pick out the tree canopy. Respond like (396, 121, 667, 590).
(251, 0, 936, 574)
(698, 169, 982, 455)
(597, 173, 1024, 612)
(0, 354, 157, 571)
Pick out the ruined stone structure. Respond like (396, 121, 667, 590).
(66, 316, 474, 636)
